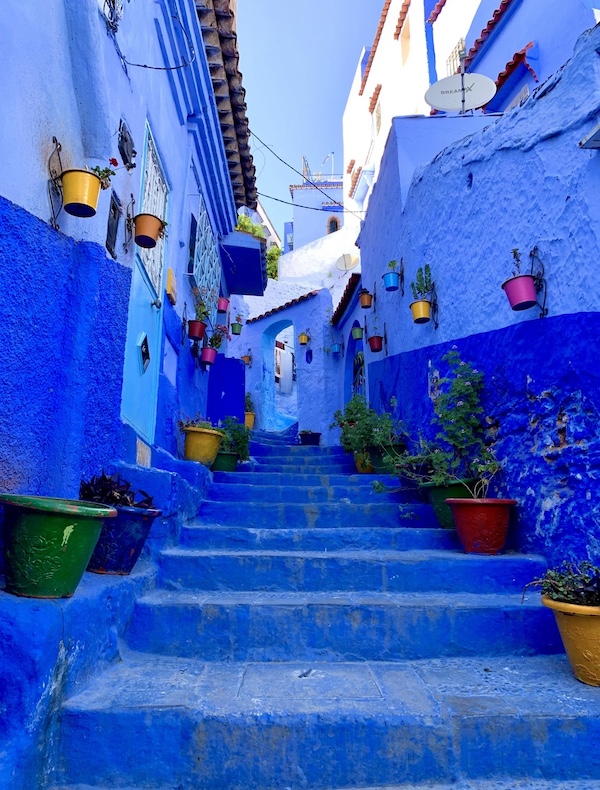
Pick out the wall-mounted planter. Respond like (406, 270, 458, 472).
(359, 289, 373, 308)
(62, 170, 102, 217)
(182, 426, 223, 465)
(367, 335, 383, 353)
(231, 322, 243, 335)
(201, 347, 218, 365)
(382, 271, 400, 292)
(133, 213, 164, 249)
(188, 320, 207, 340)
(245, 411, 256, 429)
(87, 505, 162, 575)
(409, 299, 431, 324)
(298, 333, 310, 346)
(331, 342, 342, 354)
(501, 274, 538, 311)
(351, 326, 363, 340)
(241, 354, 252, 365)
(0, 494, 116, 598)
(217, 297, 230, 313)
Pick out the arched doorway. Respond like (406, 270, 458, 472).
(260, 319, 298, 430)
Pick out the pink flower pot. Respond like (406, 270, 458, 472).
(501, 275, 537, 311)
(217, 297, 230, 313)
(201, 347, 217, 365)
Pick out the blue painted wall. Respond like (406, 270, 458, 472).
(358, 25, 600, 568)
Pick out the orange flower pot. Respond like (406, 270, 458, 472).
(134, 213, 164, 249)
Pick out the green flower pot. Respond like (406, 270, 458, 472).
(0, 494, 116, 598)
(418, 480, 475, 530)
(211, 451, 238, 472)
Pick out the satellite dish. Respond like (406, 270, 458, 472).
(335, 253, 359, 271)
(425, 73, 497, 113)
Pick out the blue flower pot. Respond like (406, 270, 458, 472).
(382, 271, 400, 291)
(87, 505, 162, 575)
(331, 343, 342, 354)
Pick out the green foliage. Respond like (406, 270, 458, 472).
(235, 214, 266, 239)
(208, 324, 230, 349)
(410, 264, 433, 300)
(245, 392, 254, 412)
(524, 561, 600, 606)
(219, 416, 251, 461)
(178, 414, 221, 432)
(90, 164, 116, 190)
(266, 245, 281, 280)
(511, 247, 522, 276)
(388, 259, 398, 271)
(330, 395, 404, 459)
(80, 471, 154, 509)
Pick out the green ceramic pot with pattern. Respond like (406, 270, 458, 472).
(0, 494, 116, 598)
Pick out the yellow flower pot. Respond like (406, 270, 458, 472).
(61, 170, 102, 218)
(542, 596, 600, 686)
(245, 412, 255, 429)
(409, 299, 431, 324)
(182, 427, 223, 466)
(298, 333, 309, 346)
(134, 213, 164, 249)
(354, 452, 374, 474)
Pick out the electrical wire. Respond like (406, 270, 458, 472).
(250, 131, 365, 222)
(121, 15, 196, 71)
(258, 191, 364, 214)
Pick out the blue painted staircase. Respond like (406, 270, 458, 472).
(52, 438, 600, 789)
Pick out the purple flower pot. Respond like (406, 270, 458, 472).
(501, 274, 537, 311)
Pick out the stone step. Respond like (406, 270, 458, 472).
(49, 784, 600, 790)
(212, 470, 402, 488)
(206, 482, 411, 504)
(158, 548, 546, 594)
(249, 443, 348, 456)
(58, 653, 600, 788)
(179, 524, 460, 551)
(198, 500, 434, 529)
(251, 459, 357, 473)
(126, 589, 561, 661)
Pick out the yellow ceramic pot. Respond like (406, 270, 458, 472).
(354, 452, 374, 474)
(134, 213, 164, 249)
(62, 170, 102, 218)
(409, 300, 431, 324)
(298, 333, 309, 346)
(245, 412, 255, 429)
(182, 427, 223, 466)
(542, 595, 600, 686)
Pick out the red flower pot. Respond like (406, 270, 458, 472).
(201, 347, 218, 365)
(367, 335, 383, 352)
(445, 498, 517, 554)
(188, 320, 207, 340)
(501, 275, 537, 311)
(217, 297, 230, 313)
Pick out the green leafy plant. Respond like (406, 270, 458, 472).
(388, 259, 398, 271)
(245, 392, 254, 412)
(219, 416, 251, 461)
(208, 324, 230, 349)
(266, 245, 281, 280)
(511, 248, 522, 276)
(191, 287, 210, 321)
(235, 314, 243, 324)
(80, 471, 154, 509)
(410, 264, 433, 300)
(178, 414, 221, 432)
(90, 159, 117, 190)
(235, 214, 266, 239)
(330, 395, 404, 461)
(523, 562, 600, 606)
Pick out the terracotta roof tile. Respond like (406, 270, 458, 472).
(247, 290, 320, 324)
(369, 84, 382, 114)
(346, 159, 356, 174)
(331, 273, 361, 326)
(492, 41, 538, 97)
(427, 0, 447, 24)
(359, 0, 392, 96)
(394, 0, 411, 39)
(348, 166, 362, 198)
(463, 0, 515, 70)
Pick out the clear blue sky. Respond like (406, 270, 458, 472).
(236, 1, 384, 242)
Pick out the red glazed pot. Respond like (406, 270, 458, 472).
(445, 498, 517, 554)
(201, 347, 218, 365)
(188, 320, 207, 340)
(367, 335, 383, 353)
(501, 274, 537, 311)
(217, 297, 230, 313)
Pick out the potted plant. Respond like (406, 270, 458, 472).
(235, 214, 266, 240)
(133, 214, 167, 249)
(299, 430, 321, 446)
(61, 158, 117, 217)
(211, 416, 251, 471)
(245, 392, 256, 429)
(367, 324, 383, 353)
(217, 296, 230, 313)
(178, 415, 224, 465)
(382, 260, 400, 291)
(189, 294, 209, 340)
(79, 472, 161, 575)
(331, 395, 402, 473)
(231, 314, 244, 335)
(0, 493, 116, 598)
(202, 324, 229, 365)
(409, 264, 433, 323)
(351, 325, 363, 340)
(501, 248, 538, 311)
(298, 330, 310, 346)
(330, 342, 342, 355)
(524, 562, 600, 686)
(359, 288, 373, 308)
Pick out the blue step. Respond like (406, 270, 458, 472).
(251, 459, 358, 472)
(126, 590, 561, 661)
(212, 471, 403, 488)
(179, 525, 460, 551)
(249, 443, 348, 457)
(198, 500, 435, 528)
(206, 482, 412, 504)
(58, 653, 600, 789)
(157, 548, 547, 594)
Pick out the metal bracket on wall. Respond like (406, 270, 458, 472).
(384, 322, 388, 356)
(48, 136, 64, 230)
(123, 193, 136, 253)
(372, 281, 377, 310)
(430, 283, 439, 330)
(530, 246, 548, 318)
(398, 258, 405, 297)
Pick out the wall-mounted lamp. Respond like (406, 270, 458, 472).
(298, 330, 311, 346)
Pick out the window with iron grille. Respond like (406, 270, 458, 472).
(187, 192, 221, 327)
(139, 128, 168, 296)
(446, 37, 466, 76)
